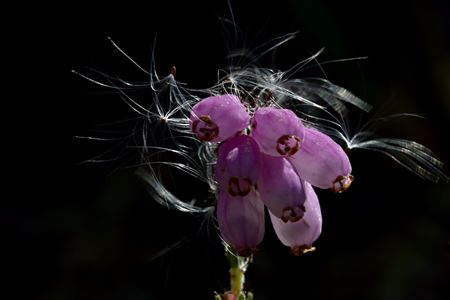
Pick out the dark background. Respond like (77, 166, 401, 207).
(12, 0, 450, 299)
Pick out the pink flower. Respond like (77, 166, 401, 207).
(258, 154, 306, 222)
(251, 107, 305, 157)
(270, 181, 322, 255)
(190, 97, 354, 255)
(215, 135, 265, 256)
(289, 127, 353, 192)
(190, 94, 250, 142)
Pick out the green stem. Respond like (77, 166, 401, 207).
(230, 266, 244, 295)
(225, 248, 250, 297)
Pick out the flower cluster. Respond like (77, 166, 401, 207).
(77, 33, 449, 300)
(190, 94, 352, 256)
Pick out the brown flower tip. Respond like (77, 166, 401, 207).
(290, 245, 316, 256)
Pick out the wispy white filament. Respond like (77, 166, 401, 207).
(74, 32, 448, 216)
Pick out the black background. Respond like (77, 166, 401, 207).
(10, 0, 450, 299)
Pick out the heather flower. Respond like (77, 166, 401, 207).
(289, 126, 353, 192)
(215, 135, 265, 256)
(258, 154, 306, 222)
(217, 190, 265, 257)
(251, 107, 305, 157)
(190, 94, 250, 142)
(270, 181, 322, 256)
(215, 134, 259, 184)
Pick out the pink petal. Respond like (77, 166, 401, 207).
(214, 135, 264, 256)
(190, 94, 250, 142)
(289, 127, 353, 191)
(217, 189, 265, 257)
(270, 181, 322, 255)
(215, 135, 261, 186)
(258, 154, 306, 222)
(251, 107, 305, 157)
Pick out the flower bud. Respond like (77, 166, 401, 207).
(190, 94, 250, 142)
(289, 127, 353, 191)
(270, 181, 322, 255)
(250, 107, 305, 157)
(258, 154, 306, 222)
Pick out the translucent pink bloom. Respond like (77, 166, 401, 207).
(289, 127, 353, 192)
(258, 154, 306, 222)
(215, 135, 265, 256)
(217, 190, 265, 257)
(189, 94, 250, 142)
(215, 135, 261, 185)
(250, 107, 305, 157)
(270, 181, 322, 255)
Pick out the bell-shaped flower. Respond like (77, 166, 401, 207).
(215, 135, 265, 256)
(215, 135, 261, 185)
(289, 127, 353, 192)
(258, 154, 306, 222)
(189, 94, 250, 142)
(217, 190, 265, 257)
(270, 181, 322, 255)
(250, 107, 305, 157)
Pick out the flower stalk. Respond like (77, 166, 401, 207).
(223, 247, 253, 300)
